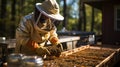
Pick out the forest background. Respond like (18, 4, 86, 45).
(0, 0, 102, 38)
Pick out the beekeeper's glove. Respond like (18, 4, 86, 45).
(36, 46, 51, 57)
(46, 43, 63, 57)
(26, 40, 50, 57)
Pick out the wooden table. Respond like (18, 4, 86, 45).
(48, 36, 80, 50)
(0, 36, 80, 54)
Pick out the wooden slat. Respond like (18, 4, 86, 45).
(60, 45, 90, 57)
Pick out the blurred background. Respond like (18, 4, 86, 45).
(0, 0, 120, 66)
(0, 0, 102, 39)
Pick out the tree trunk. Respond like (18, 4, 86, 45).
(0, 0, 7, 19)
(83, 4, 86, 31)
(79, 1, 86, 31)
(0, 0, 7, 36)
(63, 0, 67, 28)
(91, 7, 94, 32)
(11, 0, 16, 21)
(21, 0, 25, 16)
(78, 0, 82, 31)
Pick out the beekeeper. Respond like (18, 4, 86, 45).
(15, 0, 64, 57)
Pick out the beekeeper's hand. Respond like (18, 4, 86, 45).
(36, 46, 51, 57)
(26, 40, 50, 57)
(56, 43, 63, 52)
(47, 43, 63, 57)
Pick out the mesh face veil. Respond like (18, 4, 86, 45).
(36, 12, 42, 25)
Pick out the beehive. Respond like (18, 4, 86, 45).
(43, 45, 120, 67)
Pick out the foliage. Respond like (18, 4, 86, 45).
(0, 0, 102, 38)
(94, 10, 102, 35)
(85, 4, 92, 31)
(85, 4, 102, 35)
(58, 0, 79, 31)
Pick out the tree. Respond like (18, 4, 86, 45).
(91, 7, 94, 32)
(78, 0, 86, 31)
(0, 0, 7, 36)
(11, 0, 16, 21)
(78, 0, 82, 31)
(63, 0, 67, 28)
(59, 0, 79, 31)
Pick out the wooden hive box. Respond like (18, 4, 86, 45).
(43, 45, 120, 67)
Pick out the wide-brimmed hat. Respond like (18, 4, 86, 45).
(35, 0, 64, 21)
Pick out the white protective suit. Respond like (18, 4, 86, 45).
(15, 12, 61, 56)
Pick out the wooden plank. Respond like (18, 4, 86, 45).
(60, 45, 90, 56)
